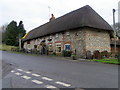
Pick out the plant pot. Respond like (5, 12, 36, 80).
(72, 55, 77, 60)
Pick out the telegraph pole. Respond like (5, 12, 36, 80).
(113, 9, 117, 54)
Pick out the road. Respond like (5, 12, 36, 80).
(2, 51, 118, 88)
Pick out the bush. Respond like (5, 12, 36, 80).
(62, 50, 72, 57)
(71, 54, 77, 60)
(100, 50, 109, 58)
(93, 50, 101, 59)
(116, 53, 120, 60)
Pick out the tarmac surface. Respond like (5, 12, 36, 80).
(1, 51, 119, 89)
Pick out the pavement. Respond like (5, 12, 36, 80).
(1, 51, 119, 89)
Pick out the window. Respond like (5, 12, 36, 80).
(50, 35, 52, 39)
(66, 32, 70, 36)
(56, 43, 61, 53)
(27, 41, 30, 44)
(75, 32, 78, 36)
(65, 44, 70, 51)
(48, 44, 53, 51)
(34, 45, 37, 49)
(56, 34, 59, 38)
(27, 44, 31, 49)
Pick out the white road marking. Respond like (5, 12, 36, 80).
(32, 80, 43, 84)
(45, 85, 57, 88)
(17, 69, 23, 71)
(15, 72, 22, 76)
(21, 75, 31, 79)
(42, 77, 53, 81)
(32, 73, 40, 77)
(11, 70, 15, 73)
(55, 81, 71, 87)
(24, 71, 31, 74)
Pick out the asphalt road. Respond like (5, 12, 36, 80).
(2, 51, 118, 88)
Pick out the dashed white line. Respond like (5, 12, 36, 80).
(24, 71, 31, 74)
(32, 80, 43, 84)
(21, 75, 31, 79)
(32, 73, 40, 77)
(45, 85, 57, 88)
(55, 81, 71, 87)
(17, 69, 23, 71)
(11, 70, 15, 73)
(42, 77, 53, 81)
(15, 72, 22, 76)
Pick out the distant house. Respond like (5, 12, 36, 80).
(22, 5, 116, 57)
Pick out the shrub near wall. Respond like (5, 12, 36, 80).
(100, 50, 109, 58)
(116, 53, 120, 60)
(62, 50, 72, 57)
(93, 50, 101, 59)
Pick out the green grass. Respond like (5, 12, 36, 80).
(0, 44, 18, 51)
(90, 58, 119, 64)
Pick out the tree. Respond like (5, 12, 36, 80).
(0, 24, 8, 43)
(3, 20, 26, 46)
(18, 21, 26, 38)
(4, 21, 18, 46)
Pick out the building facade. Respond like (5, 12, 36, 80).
(22, 5, 114, 57)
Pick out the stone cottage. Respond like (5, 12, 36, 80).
(22, 5, 113, 57)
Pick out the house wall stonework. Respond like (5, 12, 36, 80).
(23, 42, 27, 49)
(63, 29, 86, 56)
(23, 28, 111, 57)
(85, 28, 111, 53)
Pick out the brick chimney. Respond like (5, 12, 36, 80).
(49, 14, 55, 21)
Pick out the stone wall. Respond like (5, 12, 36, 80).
(85, 28, 111, 53)
(63, 29, 86, 56)
(23, 27, 111, 57)
(23, 42, 27, 49)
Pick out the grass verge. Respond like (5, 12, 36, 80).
(90, 58, 119, 64)
(0, 44, 18, 51)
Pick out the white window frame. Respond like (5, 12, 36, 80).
(56, 34, 59, 38)
(56, 43, 61, 53)
(66, 32, 70, 36)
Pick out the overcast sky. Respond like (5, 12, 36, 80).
(0, 0, 120, 32)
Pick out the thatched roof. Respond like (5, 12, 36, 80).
(23, 5, 113, 41)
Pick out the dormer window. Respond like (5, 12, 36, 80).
(66, 32, 70, 36)
(50, 35, 52, 39)
(75, 32, 78, 36)
(56, 34, 59, 38)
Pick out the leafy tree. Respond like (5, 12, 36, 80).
(0, 24, 8, 43)
(18, 21, 26, 38)
(4, 21, 19, 46)
(3, 20, 26, 46)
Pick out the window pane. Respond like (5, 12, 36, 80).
(65, 45, 70, 50)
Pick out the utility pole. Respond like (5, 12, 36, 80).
(113, 9, 117, 54)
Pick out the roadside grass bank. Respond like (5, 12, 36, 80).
(0, 44, 18, 51)
(89, 58, 119, 65)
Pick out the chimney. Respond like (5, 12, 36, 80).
(49, 14, 55, 21)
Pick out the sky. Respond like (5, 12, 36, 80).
(0, 0, 120, 32)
